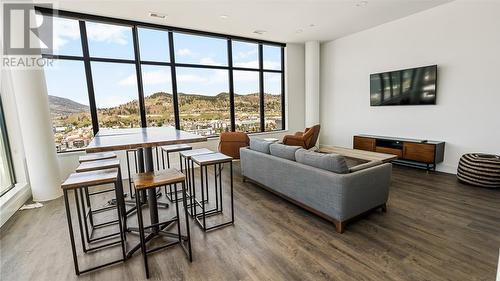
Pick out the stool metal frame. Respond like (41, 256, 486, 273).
(126, 149, 168, 209)
(179, 149, 213, 217)
(160, 144, 193, 202)
(191, 154, 234, 232)
(133, 175, 193, 278)
(76, 160, 128, 244)
(62, 169, 126, 275)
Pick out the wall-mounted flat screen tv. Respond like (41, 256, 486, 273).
(370, 65, 437, 106)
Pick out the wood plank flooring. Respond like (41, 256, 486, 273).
(1, 164, 499, 281)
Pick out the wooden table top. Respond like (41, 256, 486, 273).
(319, 146, 398, 163)
(85, 127, 207, 153)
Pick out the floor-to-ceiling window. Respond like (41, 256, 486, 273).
(38, 7, 285, 152)
(0, 97, 15, 196)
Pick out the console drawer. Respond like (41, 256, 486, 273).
(354, 136, 375, 151)
(403, 143, 435, 163)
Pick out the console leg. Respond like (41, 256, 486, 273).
(381, 203, 387, 213)
(334, 220, 345, 234)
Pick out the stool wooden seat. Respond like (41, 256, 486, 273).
(76, 158, 120, 173)
(190, 152, 234, 232)
(179, 148, 213, 159)
(161, 143, 193, 153)
(191, 152, 233, 166)
(61, 168, 126, 275)
(79, 152, 117, 163)
(131, 168, 192, 278)
(62, 168, 119, 189)
(133, 169, 186, 190)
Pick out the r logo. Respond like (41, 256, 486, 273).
(3, 3, 53, 55)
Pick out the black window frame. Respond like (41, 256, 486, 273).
(36, 7, 286, 152)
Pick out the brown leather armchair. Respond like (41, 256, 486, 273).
(282, 124, 320, 149)
(218, 132, 250, 159)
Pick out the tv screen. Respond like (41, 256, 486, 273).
(370, 65, 437, 106)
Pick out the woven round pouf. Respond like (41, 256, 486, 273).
(457, 153, 500, 188)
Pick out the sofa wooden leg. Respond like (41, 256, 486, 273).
(242, 176, 247, 183)
(381, 203, 387, 213)
(334, 220, 345, 234)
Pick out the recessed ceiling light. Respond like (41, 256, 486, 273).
(220, 15, 229, 19)
(149, 12, 167, 19)
(355, 1, 368, 7)
(253, 30, 266, 35)
(296, 29, 303, 33)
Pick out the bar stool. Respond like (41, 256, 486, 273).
(179, 148, 213, 216)
(191, 152, 234, 232)
(61, 168, 126, 275)
(78, 152, 118, 209)
(160, 144, 192, 202)
(133, 169, 192, 279)
(75, 158, 127, 241)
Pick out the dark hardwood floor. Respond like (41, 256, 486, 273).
(1, 164, 499, 281)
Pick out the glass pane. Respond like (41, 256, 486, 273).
(232, 41, 258, 68)
(0, 101, 15, 195)
(44, 60, 92, 152)
(37, 15, 82, 56)
(233, 70, 261, 132)
(263, 45, 281, 70)
(91, 62, 141, 129)
(174, 33, 227, 66)
(176, 67, 230, 136)
(264, 72, 282, 131)
(138, 28, 170, 62)
(141, 65, 175, 127)
(86, 22, 134, 60)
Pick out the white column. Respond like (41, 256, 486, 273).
(9, 66, 62, 201)
(305, 41, 320, 127)
(5, 6, 62, 201)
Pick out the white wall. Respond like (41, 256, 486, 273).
(57, 43, 306, 180)
(320, 0, 500, 173)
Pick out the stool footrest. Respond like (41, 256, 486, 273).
(89, 188, 115, 196)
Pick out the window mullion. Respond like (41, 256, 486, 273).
(227, 39, 235, 132)
(79, 20, 99, 135)
(132, 26, 147, 127)
(281, 46, 286, 130)
(168, 31, 181, 130)
(258, 44, 265, 132)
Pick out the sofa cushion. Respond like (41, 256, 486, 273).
(269, 143, 301, 161)
(249, 138, 272, 154)
(295, 149, 349, 174)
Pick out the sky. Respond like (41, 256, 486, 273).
(41, 15, 282, 108)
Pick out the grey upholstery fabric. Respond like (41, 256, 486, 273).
(295, 149, 349, 174)
(269, 143, 301, 161)
(349, 160, 383, 173)
(240, 147, 391, 222)
(249, 138, 272, 154)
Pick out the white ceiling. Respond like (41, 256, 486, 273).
(39, 0, 452, 43)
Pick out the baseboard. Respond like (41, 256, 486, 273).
(0, 183, 31, 227)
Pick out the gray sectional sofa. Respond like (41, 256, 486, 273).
(240, 140, 392, 233)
